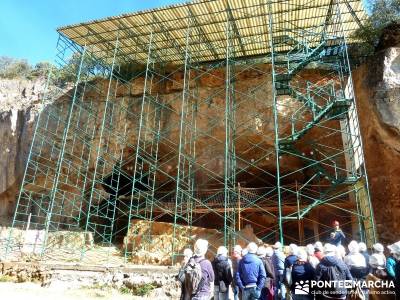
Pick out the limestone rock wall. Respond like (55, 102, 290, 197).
(0, 79, 47, 224)
(353, 47, 400, 243)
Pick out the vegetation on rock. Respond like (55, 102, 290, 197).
(352, 0, 400, 55)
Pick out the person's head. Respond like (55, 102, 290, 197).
(388, 241, 400, 259)
(217, 246, 228, 257)
(247, 242, 258, 254)
(242, 248, 248, 256)
(324, 243, 337, 256)
(297, 249, 308, 262)
(183, 248, 193, 264)
(358, 242, 367, 252)
(257, 246, 267, 258)
(369, 254, 385, 270)
(288, 243, 299, 256)
(372, 243, 384, 254)
(314, 241, 323, 252)
(333, 220, 340, 230)
(273, 241, 282, 251)
(348, 240, 360, 254)
(233, 244, 242, 257)
(265, 246, 274, 257)
(194, 239, 208, 257)
(306, 244, 315, 256)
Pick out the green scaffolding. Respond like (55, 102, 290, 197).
(4, 0, 375, 265)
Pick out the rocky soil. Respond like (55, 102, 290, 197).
(0, 262, 181, 299)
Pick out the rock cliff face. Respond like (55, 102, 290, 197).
(353, 47, 400, 243)
(0, 45, 399, 243)
(0, 79, 47, 223)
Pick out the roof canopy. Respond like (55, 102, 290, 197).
(57, 0, 366, 65)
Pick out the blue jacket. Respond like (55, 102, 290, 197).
(315, 255, 352, 299)
(291, 261, 316, 292)
(235, 253, 266, 290)
(283, 254, 298, 280)
(329, 230, 346, 246)
(272, 250, 285, 277)
(395, 259, 400, 296)
(387, 256, 397, 279)
(316, 255, 352, 280)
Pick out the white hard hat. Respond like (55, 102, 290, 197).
(217, 246, 228, 256)
(194, 239, 208, 256)
(324, 243, 337, 255)
(372, 243, 384, 253)
(358, 242, 367, 252)
(388, 241, 400, 254)
(257, 246, 267, 257)
(306, 244, 315, 256)
(247, 242, 258, 254)
(183, 248, 193, 258)
(265, 246, 274, 257)
(233, 245, 243, 254)
(348, 240, 360, 254)
(297, 249, 308, 261)
(369, 253, 385, 269)
(289, 243, 299, 255)
(314, 241, 323, 251)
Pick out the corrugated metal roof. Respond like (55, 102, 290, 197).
(57, 0, 366, 64)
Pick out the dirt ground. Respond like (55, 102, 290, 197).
(0, 282, 151, 300)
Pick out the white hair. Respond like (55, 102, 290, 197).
(194, 239, 208, 256)
(242, 248, 248, 256)
(247, 242, 258, 254)
(217, 246, 228, 256)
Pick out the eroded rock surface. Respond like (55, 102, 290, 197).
(353, 46, 400, 243)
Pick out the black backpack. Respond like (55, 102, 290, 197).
(184, 257, 205, 297)
(320, 264, 347, 297)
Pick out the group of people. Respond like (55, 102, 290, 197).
(176, 222, 400, 300)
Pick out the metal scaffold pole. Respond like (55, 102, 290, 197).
(4, 0, 376, 264)
(224, 5, 238, 248)
(172, 8, 194, 264)
(268, 0, 284, 244)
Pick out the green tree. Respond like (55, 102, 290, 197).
(0, 56, 31, 79)
(353, 0, 400, 54)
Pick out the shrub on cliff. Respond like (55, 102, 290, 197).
(0, 55, 80, 87)
(0, 56, 32, 79)
(352, 0, 400, 55)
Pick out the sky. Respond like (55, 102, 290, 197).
(0, 0, 184, 65)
